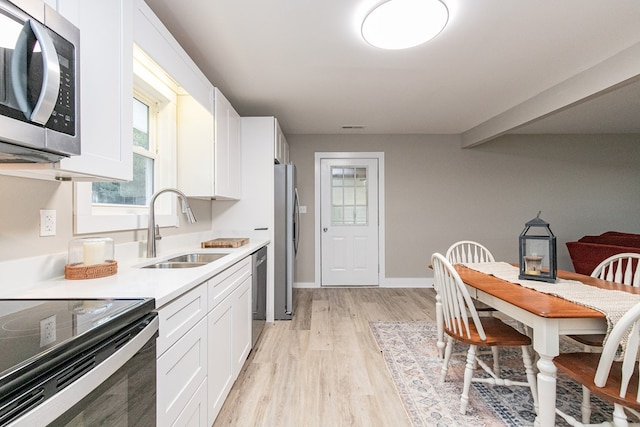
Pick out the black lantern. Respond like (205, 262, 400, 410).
(518, 211, 557, 282)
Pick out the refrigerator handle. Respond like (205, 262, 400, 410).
(293, 188, 300, 257)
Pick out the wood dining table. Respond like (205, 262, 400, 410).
(454, 265, 640, 427)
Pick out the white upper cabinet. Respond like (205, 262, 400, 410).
(177, 88, 241, 200)
(213, 88, 242, 199)
(133, 0, 212, 114)
(274, 122, 289, 165)
(58, 0, 133, 181)
(177, 94, 215, 197)
(132, 1, 241, 200)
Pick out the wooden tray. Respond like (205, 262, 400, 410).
(201, 238, 249, 248)
(65, 260, 118, 280)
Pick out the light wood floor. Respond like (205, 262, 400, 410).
(213, 287, 438, 427)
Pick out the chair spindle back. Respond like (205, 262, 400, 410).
(591, 253, 640, 287)
(446, 240, 496, 264)
(432, 253, 485, 341)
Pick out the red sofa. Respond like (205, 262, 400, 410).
(566, 231, 640, 275)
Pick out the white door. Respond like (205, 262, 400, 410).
(320, 158, 379, 286)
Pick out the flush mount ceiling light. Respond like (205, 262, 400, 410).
(361, 0, 448, 49)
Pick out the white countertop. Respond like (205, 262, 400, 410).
(0, 239, 268, 308)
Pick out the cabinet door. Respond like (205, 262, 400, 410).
(214, 88, 242, 199)
(56, 0, 134, 180)
(177, 95, 215, 197)
(207, 297, 234, 426)
(232, 277, 252, 376)
(157, 318, 208, 427)
(172, 378, 208, 427)
(274, 119, 289, 165)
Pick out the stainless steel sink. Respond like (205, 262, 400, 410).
(141, 252, 229, 269)
(142, 261, 208, 269)
(166, 253, 229, 263)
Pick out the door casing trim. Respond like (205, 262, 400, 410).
(314, 152, 386, 287)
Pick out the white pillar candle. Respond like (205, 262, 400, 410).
(83, 241, 105, 265)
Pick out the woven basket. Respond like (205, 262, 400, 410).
(65, 260, 118, 280)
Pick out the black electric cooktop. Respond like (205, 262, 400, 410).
(0, 298, 154, 384)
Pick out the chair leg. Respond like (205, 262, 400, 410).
(579, 343, 595, 423)
(521, 345, 539, 414)
(436, 295, 445, 358)
(581, 385, 592, 424)
(491, 347, 500, 374)
(460, 344, 477, 415)
(441, 337, 453, 382)
(612, 403, 629, 427)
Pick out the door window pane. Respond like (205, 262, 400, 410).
(330, 166, 368, 225)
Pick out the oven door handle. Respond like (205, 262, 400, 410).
(11, 19, 61, 124)
(7, 315, 159, 427)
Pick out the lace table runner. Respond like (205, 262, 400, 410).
(462, 262, 640, 352)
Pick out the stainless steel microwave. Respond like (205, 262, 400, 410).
(0, 0, 80, 163)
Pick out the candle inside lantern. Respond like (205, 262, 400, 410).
(83, 240, 105, 265)
(524, 255, 543, 275)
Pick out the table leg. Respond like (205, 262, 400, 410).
(534, 354, 557, 427)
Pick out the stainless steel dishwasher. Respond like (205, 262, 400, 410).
(252, 246, 267, 346)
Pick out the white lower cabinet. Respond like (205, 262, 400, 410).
(157, 317, 207, 427)
(155, 255, 256, 427)
(207, 261, 253, 425)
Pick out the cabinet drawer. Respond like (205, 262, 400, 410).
(157, 317, 207, 427)
(157, 284, 207, 356)
(208, 257, 251, 311)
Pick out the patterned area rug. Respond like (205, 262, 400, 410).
(369, 320, 613, 427)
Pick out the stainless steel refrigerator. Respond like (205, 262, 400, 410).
(274, 164, 299, 320)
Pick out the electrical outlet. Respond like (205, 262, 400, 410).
(40, 315, 56, 347)
(40, 209, 56, 236)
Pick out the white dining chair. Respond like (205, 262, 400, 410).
(435, 241, 499, 363)
(554, 301, 640, 426)
(570, 253, 640, 350)
(432, 252, 539, 415)
(566, 252, 640, 423)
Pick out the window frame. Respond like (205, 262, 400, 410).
(74, 49, 180, 234)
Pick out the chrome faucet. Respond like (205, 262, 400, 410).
(147, 188, 197, 258)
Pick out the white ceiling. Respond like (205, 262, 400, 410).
(144, 0, 640, 143)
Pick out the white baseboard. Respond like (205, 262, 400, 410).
(293, 278, 434, 289)
(294, 282, 318, 288)
(382, 277, 434, 288)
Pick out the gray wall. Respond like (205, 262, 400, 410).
(288, 133, 640, 283)
(0, 176, 213, 261)
(1, 133, 638, 279)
